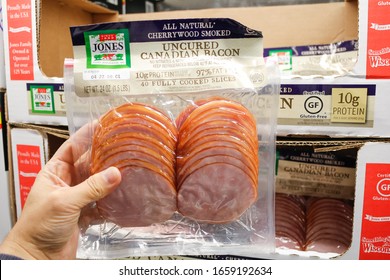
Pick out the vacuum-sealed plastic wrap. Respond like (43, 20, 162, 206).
(65, 18, 279, 259)
(274, 141, 357, 258)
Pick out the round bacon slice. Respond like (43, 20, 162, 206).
(177, 145, 258, 181)
(179, 99, 256, 133)
(177, 151, 258, 189)
(178, 119, 258, 156)
(97, 166, 177, 227)
(178, 140, 258, 168)
(179, 112, 256, 150)
(93, 142, 173, 172)
(95, 156, 176, 190)
(305, 238, 349, 254)
(92, 134, 175, 165)
(276, 232, 304, 251)
(177, 162, 257, 224)
(92, 149, 175, 181)
(179, 134, 258, 165)
(306, 225, 352, 247)
(276, 215, 306, 245)
(276, 209, 306, 236)
(98, 102, 177, 138)
(94, 116, 177, 150)
(275, 198, 306, 222)
(176, 96, 228, 128)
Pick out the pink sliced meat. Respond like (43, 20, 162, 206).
(94, 118, 176, 150)
(177, 146, 258, 187)
(177, 155, 257, 189)
(179, 118, 257, 150)
(178, 144, 257, 175)
(97, 166, 177, 227)
(177, 162, 257, 224)
(92, 135, 175, 164)
(275, 215, 306, 247)
(98, 102, 177, 138)
(92, 149, 174, 180)
(275, 234, 303, 251)
(305, 238, 349, 255)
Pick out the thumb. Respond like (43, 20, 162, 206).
(70, 166, 122, 209)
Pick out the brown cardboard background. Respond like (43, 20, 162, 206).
(38, 0, 358, 78)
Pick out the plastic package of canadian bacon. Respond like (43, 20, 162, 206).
(65, 18, 280, 259)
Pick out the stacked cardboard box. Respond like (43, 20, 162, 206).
(1, 0, 390, 259)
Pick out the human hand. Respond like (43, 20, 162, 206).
(0, 123, 122, 260)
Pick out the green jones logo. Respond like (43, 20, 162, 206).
(84, 29, 131, 69)
(30, 85, 55, 114)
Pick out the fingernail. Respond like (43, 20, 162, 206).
(102, 167, 121, 184)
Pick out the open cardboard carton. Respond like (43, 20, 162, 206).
(7, 123, 68, 221)
(0, 92, 12, 241)
(2, 0, 390, 137)
(6, 123, 390, 260)
(267, 139, 390, 260)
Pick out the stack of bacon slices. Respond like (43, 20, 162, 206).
(90, 102, 178, 227)
(275, 193, 306, 251)
(90, 97, 259, 227)
(305, 197, 353, 254)
(176, 97, 259, 224)
(275, 194, 354, 255)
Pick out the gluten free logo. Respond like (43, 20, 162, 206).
(376, 178, 390, 197)
(304, 96, 323, 114)
(84, 29, 131, 69)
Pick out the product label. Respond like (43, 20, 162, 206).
(267, 49, 292, 71)
(265, 40, 358, 76)
(29, 85, 55, 114)
(27, 83, 65, 115)
(278, 84, 375, 127)
(276, 147, 357, 199)
(71, 18, 266, 97)
(84, 29, 131, 69)
(331, 87, 368, 123)
(7, 0, 34, 80)
(366, 1, 390, 78)
(360, 163, 390, 259)
(16, 145, 41, 209)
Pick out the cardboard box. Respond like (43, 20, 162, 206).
(0, 92, 12, 241)
(2, 0, 390, 137)
(265, 140, 390, 260)
(2, 0, 117, 125)
(0, 0, 6, 90)
(90, 0, 122, 13)
(6, 122, 390, 259)
(8, 123, 67, 219)
(276, 76, 390, 137)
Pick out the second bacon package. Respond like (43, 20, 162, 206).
(65, 18, 280, 259)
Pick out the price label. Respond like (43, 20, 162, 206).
(331, 88, 368, 123)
